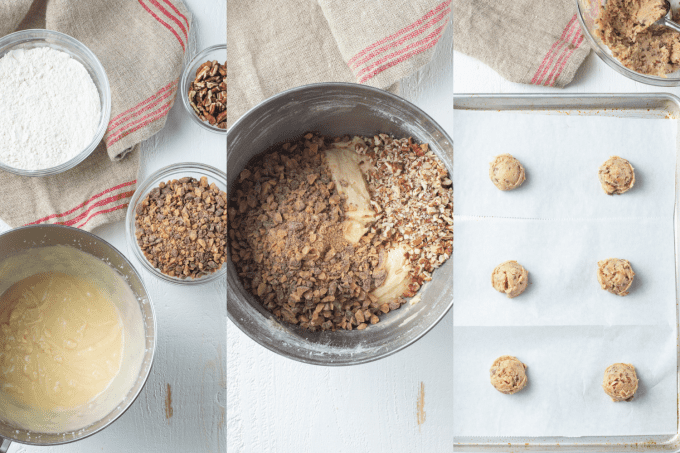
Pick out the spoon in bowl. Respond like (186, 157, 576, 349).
(655, 1, 680, 33)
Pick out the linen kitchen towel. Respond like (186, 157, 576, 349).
(453, 0, 590, 88)
(227, 0, 451, 128)
(0, 0, 190, 231)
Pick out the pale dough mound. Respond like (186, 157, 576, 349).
(490, 355, 528, 394)
(596, 0, 680, 76)
(597, 258, 635, 296)
(599, 156, 635, 195)
(489, 154, 525, 191)
(603, 363, 639, 402)
(492, 260, 528, 298)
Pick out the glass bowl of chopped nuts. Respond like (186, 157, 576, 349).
(126, 162, 227, 285)
(180, 44, 227, 132)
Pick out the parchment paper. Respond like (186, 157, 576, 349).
(453, 217, 676, 327)
(453, 110, 678, 437)
(453, 325, 677, 437)
(453, 111, 677, 219)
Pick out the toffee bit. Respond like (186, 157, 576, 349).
(135, 176, 227, 279)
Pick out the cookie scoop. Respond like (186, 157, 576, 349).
(603, 363, 638, 402)
(597, 258, 635, 296)
(489, 154, 525, 191)
(492, 260, 528, 298)
(654, 1, 680, 34)
(490, 355, 528, 394)
(598, 156, 635, 195)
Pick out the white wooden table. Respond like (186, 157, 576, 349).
(226, 25, 454, 453)
(0, 1, 226, 451)
(454, 47, 680, 95)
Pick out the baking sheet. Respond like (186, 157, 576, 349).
(453, 112, 677, 220)
(453, 110, 678, 437)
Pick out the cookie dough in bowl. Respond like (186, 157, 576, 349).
(597, 258, 635, 296)
(489, 154, 525, 191)
(598, 156, 635, 195)
(603, 363, 639, 402)
(490, 355, 528, 394)
(492, 260, 529, 298)
(595, 0, 680, 77)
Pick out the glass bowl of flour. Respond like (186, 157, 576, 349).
(0, 30, 111, 176)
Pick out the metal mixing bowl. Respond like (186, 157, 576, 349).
(227, 82, 453, 366)
(0, 225, 155, 449)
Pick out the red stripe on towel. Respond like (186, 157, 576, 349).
(162, 0, 190, 29)
(356, 22, 448, 78)
(107, 102, 173, 147)
(545, 28, 585, 87)
(138, 0, 185, 51)
(148, 0, 188, 41)
(108, 81, 176, 127)
(359, 25, 446, 84)
(25, 180, 136, 225)
(534, 18, 579, 85)
(55, 191, 135, 227)
(108, 85, 177, 134)
(347, 0, 451, 67)
(351, 7, 450, 73)
(531, 15, 577, 85)
(77, 203, 130, 229)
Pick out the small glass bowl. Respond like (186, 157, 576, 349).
(180, 44, 227, 133)
(577, 0, 680, 86)
(125, 162, 227, 286)
(0, 29, 111, 176)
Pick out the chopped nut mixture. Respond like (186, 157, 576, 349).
(356, 134, 453, 291)
(596, 0, 680, 76)
(189, 60, 227, 129)
(228, 132, 452, 331)
(135, 176, 227, 279)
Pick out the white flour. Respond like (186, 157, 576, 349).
(0, 47, 101, 170)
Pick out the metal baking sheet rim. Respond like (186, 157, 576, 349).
(453, 93, 680, 452)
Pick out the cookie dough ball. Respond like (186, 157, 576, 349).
(599, 156, 635, 195)
(489, 154, 526, 191)
(603, 363, 638, 402)
(490, 355, 528, 394)
(597, 258, 635, 296)
(492, 260, 528, 298)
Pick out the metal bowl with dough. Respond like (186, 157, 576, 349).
(0, 225, 155, 449)
(227, 83, 453, 366)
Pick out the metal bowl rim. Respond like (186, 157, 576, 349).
(0, 224, 157, 446)
(227, 81, 453, 366)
